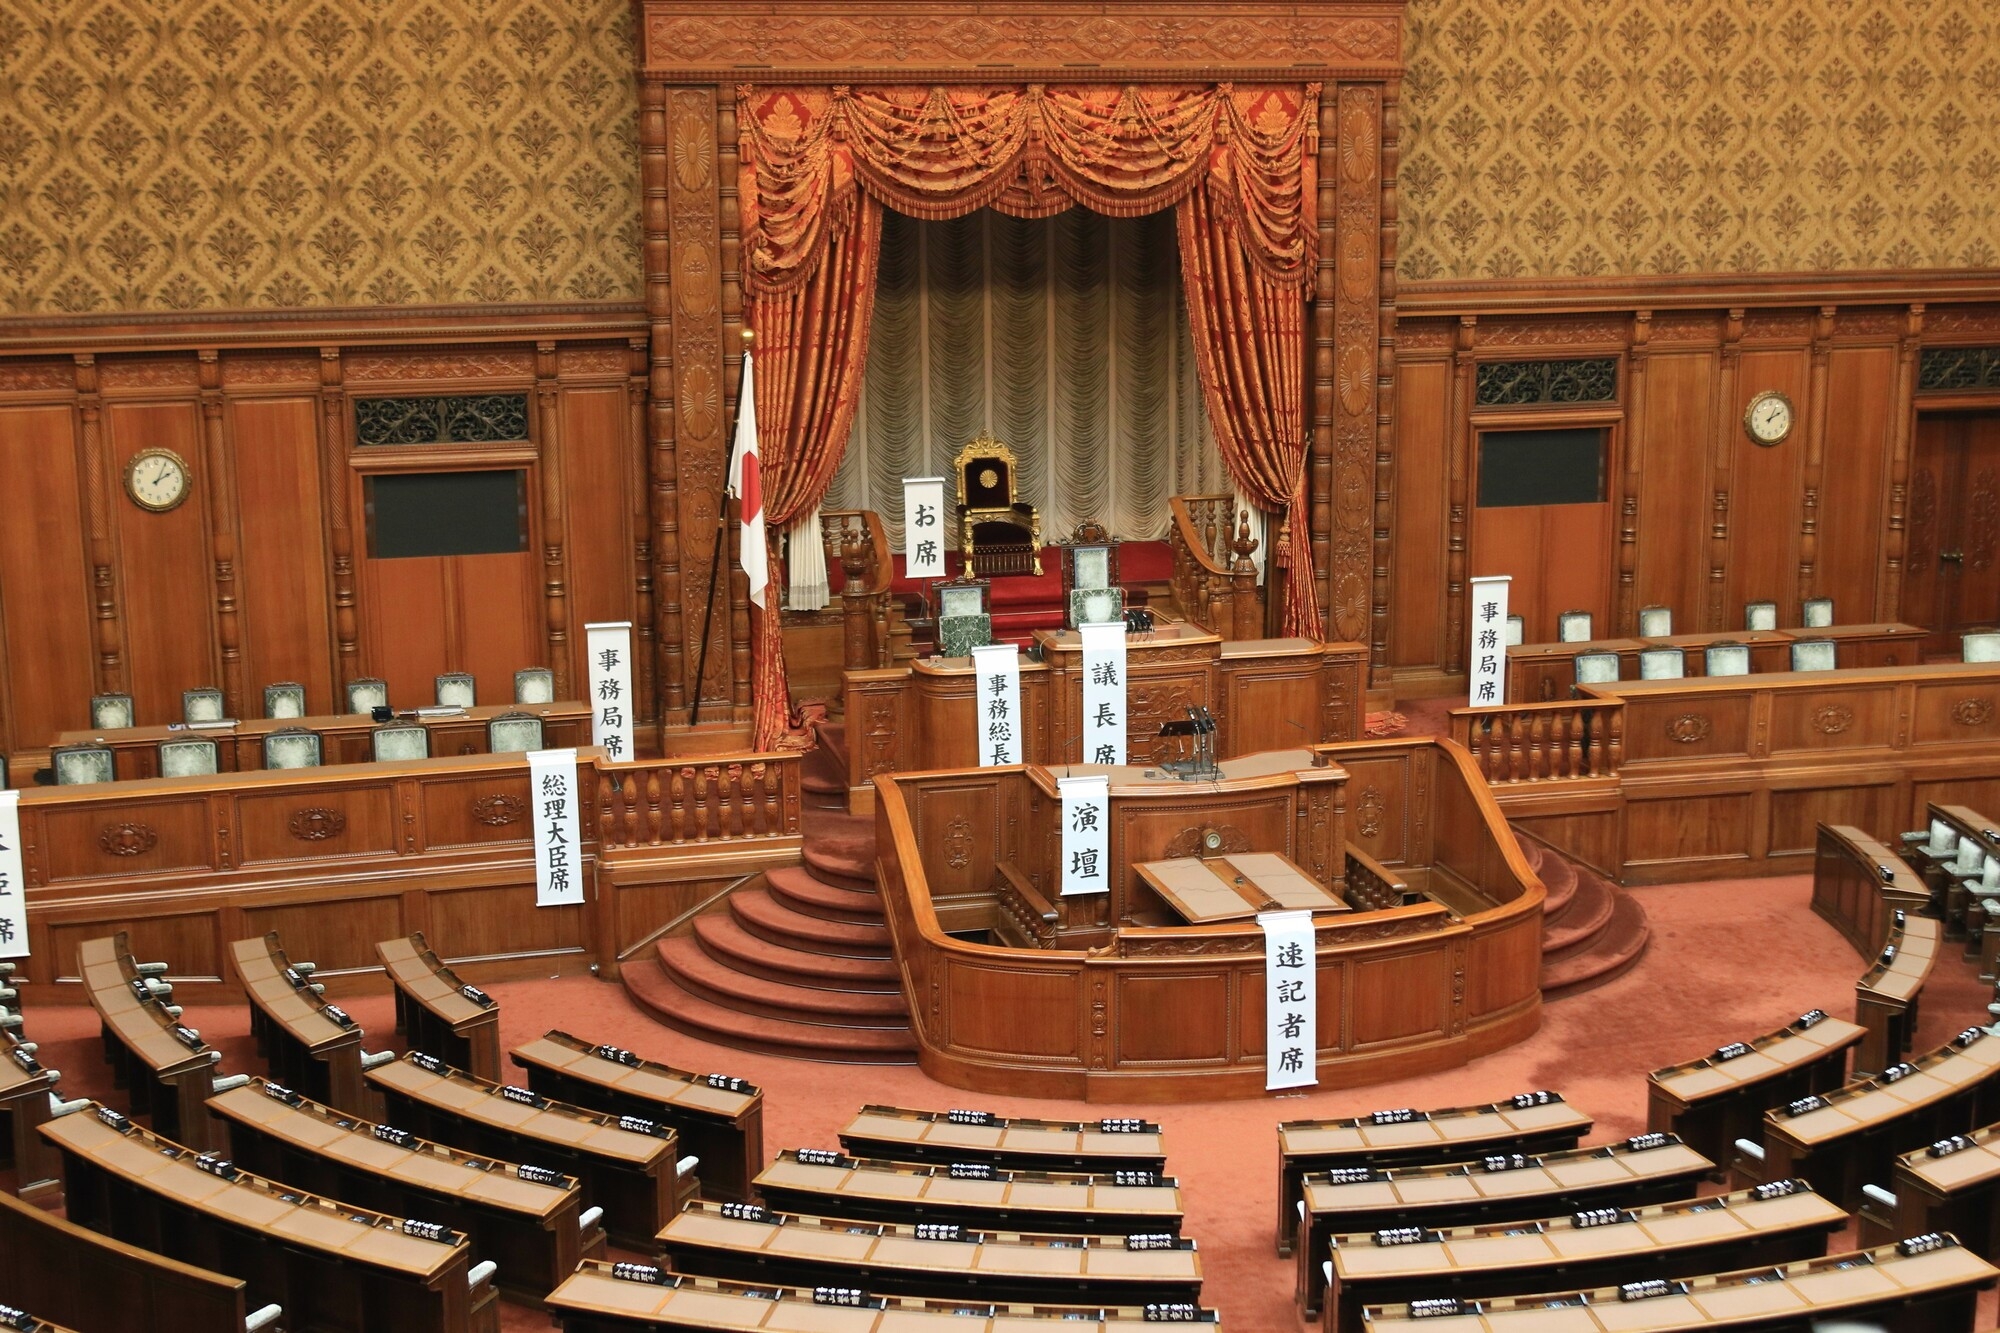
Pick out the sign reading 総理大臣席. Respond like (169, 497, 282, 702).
(528, 749, 584, 908)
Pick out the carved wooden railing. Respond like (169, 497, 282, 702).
(594, 751, 802, 850)
(1344, 845, 1410, 911)
(820, 508, 913, 670)
(1447, 700, 1624, 784)
(1168, 494, 1262, 638)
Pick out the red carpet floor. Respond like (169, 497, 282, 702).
(16, 873, 1996, 1330)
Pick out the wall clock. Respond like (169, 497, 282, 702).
(124, 447, 191, 512)
(1743, 390, 1794, 446)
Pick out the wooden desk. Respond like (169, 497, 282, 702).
(510, 1030, 762, 1203)
(546, 1263, 1219, 1332)
(1276, 1093, 1592, 1258)
(1646, 1010, 1864, 1167)
(376, 933, 501, 1081)
(1635, 630, 1793, 678)
(368, 1051, 687, 1249)
(1786, 622, 1928, 669)
(1134, 851, 1348, 923)
(78, 933, 221, 1151)
(0, 1186, 251, 1333)
(1870, 1120, 2000, 1260)
(657, 1201, 1203, 1305)
(753, 1149, 1184, 1236)
(1, 1028, 64, 1202)
(45, 1104, 492, 1333)
(1354, 1237, 1997, 1332)
(1814, 824, 1933, 957)
(1738, 1027, 2000, 1210)
(228, 933, 373, 1117)
(1909, 803, 2000, 942)
(839, 1105, 1166, 1175)
(1296, 1135, 1713, 1317)
(1325, 1183, 1846, 1333)
(30, 700, 589, 783)
(1856, 911, 1939, 1076)
(1506, 638, 1644, 704)
(209, 1078, 600, 1304)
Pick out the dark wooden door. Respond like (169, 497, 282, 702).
(1906, 412, 2000, 656)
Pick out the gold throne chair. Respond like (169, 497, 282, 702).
(953, 435, 1042, 577)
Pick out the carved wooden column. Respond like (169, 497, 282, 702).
(718, 95, 752, 719)
(534, 342, 571, 697)
(1370, 78, 1399, 688)
(638, 78, 686, 728)
(1443, 316, 1474, 671)
(1880, 303, 1926, 619)
(1705, 310, 1745, 631)
(1231, 510, 1262, 640)
(627, 337, 658, 728)
(74, 353, 123, 693)
(1797, 306, 1836, 615)
(197, 350, 244, 716)
(1330, 83, 1381, 651)
(319, 347, 361, 688)
(1310, 84, 1338, 636)
(1617, 312, 1650, 633)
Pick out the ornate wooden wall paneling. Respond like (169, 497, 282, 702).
(1331, 84, 1380, 653)
(1704, 310, 1745, 631)
(1371, 81, 1400, 690)
(627, 340, 660, 727)
(534, 342, 573, 699)
(74, 354, 123, 694)
(719, 96, 753, 720)
(1311, 86, 1338, 638)
(1616, 313, 1650, 633)
(318, 348, 362, 689)
(197, 350, 245, 718)
(1797, 309, 1836, 610)
(638, 82, 688, 724)
(1880, 306, 1926, 620)
(1441, 318, 1473, 671)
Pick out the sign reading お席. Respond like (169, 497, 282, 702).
(902, 477, 947, 580)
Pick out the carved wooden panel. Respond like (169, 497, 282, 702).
(1329, 84, 1380, 644)
(427, 883, 584, 961)
(945, 964, 1080, 1060)
(1767, 784, 1896, 858)
(909, 779, 1004, 902)
(1337, 752, 1409, 866)
(1625, 793, 1752, 869)
(1113, 972, 1231, 1066)
(233, 787, 398, 865)
(240, 896, 407, 975)
(1463, 915, 1544, 1019)
(1349, 949, 1448, 1046)
(1767, 687, 1894, 756)
(1618, 696, 1754, 764)
(38, 800, 213, 884)
(48, 913, 222, 985)
(418, 773, 538, 850)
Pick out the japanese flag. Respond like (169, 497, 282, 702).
(729, 346, 769, 609)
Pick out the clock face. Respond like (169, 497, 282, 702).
(1744, 392, 1793, 445)
(125, 448, 190, 511)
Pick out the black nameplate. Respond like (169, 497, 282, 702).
(1624, 1132, 1670, 1151)
(720, 1201, 770, 1222)
(618, 1114, 668, 1138)
(282, 967, 306, 988)
(321, 1003, 356, 1029)
(373, 1124, 415, 1147)
(1142, 1304, 1200, 1322)
(1114, 1169, 1159, 1187)
(1752, 1179, 1807, 1199)
(1126, 1232, 1179, 1250)
(10, 1047, 40, 1074)
(1878, 945, 1898, 965)
(1882, 1062, 1917, 1083)
(915, 1222, 965, 1242)
(1795, 1009, 1828, 1028)
(1929, 1136, 1974, 1159)
(1370, 1108, 1422, 1125)
(1957, 1026, 1987, 1048)
(1572, 1207, 1632, 1229)
(1713, 1042, 1752, 1062)
(1373, 1226, 1438, 1246)
(96, 1106, 131, 1132)
(194, 1154, 238, 1181)
(262, 1082, 302, 1106)
(1619, 1279, 1677, 1302)
(1510, 1090, 1561, 1108)
(949, 1161, 995, 1180)
(402, 1219, 450, 1242)
(813, 1288, 870, 1307)
(705, 1072, 751, 1091)
(1408, 1298, 1463, 1319)
(1786, 1095, 1828, 1116)
(459, 984, 494, 1008)
(172, 1025, 205, 1051)
(408, 1051, 444, 1073)
(947, 1108, 997, 1126)
(1894, 910, 1907, 926)
(1099, 1117, 1147, 1133)
(1482, 1154, 1530, 1173)
(795, 1148, 844, 1166)
(0, 1304, 42, 1332)
(499, 1085, 545, 1107)
(1898, 1232, 1953, 1256)
(594, 1043, 641, 1066)
(612, 1262, 669, 1284)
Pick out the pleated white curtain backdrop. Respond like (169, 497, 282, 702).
(824, 207, 1238, 552)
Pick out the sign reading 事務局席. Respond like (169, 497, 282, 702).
(1260, 909, 1316, 1090)
(528, 749, 584, 908)
(902, 476, 947, 580)
(969, 643, 1021, 767)
(584, 621, 635, 761)
(1079, 620, 1127, 766)
(1467, 575, 1512, 708)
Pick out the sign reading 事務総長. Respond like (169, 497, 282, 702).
(902, 476, 947, 580)
(1260, 909, 1316, 1090)
(1467, 575, 1512, 708)
(585, 621, 635, 761)
(969, 643, 1021, 767)
(528, 749, 584, 908)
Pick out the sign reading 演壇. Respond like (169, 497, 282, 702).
(1079, 621, 1127, 766)
(585, 621, 636, 761)
(528, 749, 584, 908)
(903, 476, 947, 580)
(1059, 774, 1111, 897)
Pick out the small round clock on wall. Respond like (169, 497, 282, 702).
(1743, 390, 1795, 446)
(124, 447, 190, 512)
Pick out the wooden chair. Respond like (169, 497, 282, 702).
(513, 667, 554, 703)
(88, 693, 133, 729)
(158, 737, 219, 777)
(1802, 595, 1835, 627)
(1638, 645, 1685, 679)
(261, 727, 321, 769)
(262, 681, 306, 718)
(181, 686, 225, 723)
(1745, 599, 1779, 631)
(1790, 636, 1838, 671)
(345, 676, 389, 714)
(1705, 640, 1752, 676)
(435, 673, 476, 708)
(485, 711, 543, 753)
(1636, 604, 1672, 637)
(953, 435, 1041, 576)
(371, 722, 430, 762)
(50, 744, 113, 786)
(1555, 609, 1593, 642)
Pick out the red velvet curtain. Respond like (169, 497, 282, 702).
(735, 81, 1322, 742)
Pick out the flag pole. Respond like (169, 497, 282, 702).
(689, 328, 753, 728)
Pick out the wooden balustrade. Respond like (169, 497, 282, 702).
(1169, 494, 1262, 636)
(595, 753, 802, 849)
(1447, 700, 1624, 784)
(1343, 845, 1409, 911)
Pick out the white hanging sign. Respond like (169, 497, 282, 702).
(1468, 575, 1512, 708)
(1079, 621, 1127, 766)
(1260, 909, 1317, 1090)
(902, 476, 947, 580)
(0, 792, 25, 959)
(1059, 775, 1111, 897)
(970, 644, 1022, 767)
(585, 621, 636, 761)
(528, 749, 584, 908)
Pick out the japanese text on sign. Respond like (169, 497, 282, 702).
(1259, 909, 1316, 1089)
(902, 477, 947, 580)
(1079, 620, 1127, 766)
(1059, 774, 1111, 897)
(1467, 575, 1512, 708)
(585, 622, 636, 761)
(527, 749, 584, 907)
(0, 792, 24, 959)
(969, 643, 1021, 767)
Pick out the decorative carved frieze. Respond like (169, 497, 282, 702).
(289, 808, 347, 841)
(98, 823, 157, 857)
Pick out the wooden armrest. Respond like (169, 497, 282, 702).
(998, 862, 1058, 924)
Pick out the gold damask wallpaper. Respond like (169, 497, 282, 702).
(1399, 0, 2000, 279)
(2, 0, 1995, 314)
(0, 0, 642, 313)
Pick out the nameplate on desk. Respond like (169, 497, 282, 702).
(594, 1044, 640, 1066)
(411, 706, 467, 718)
